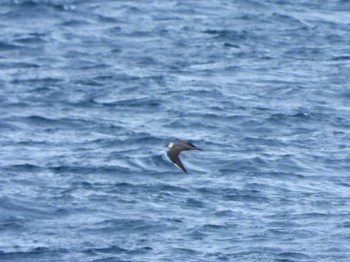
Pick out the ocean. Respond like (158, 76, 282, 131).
(1, 0, 350, 261)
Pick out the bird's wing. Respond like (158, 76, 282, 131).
(187, 142, 199, 149)
(167, 150, 188, 174)
(177, 140, 201, 151)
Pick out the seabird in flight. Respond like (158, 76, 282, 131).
(165, 139, 201, 174)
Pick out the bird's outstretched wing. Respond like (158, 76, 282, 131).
(167, 150, 188, 174)
(176, 139, 202, 151)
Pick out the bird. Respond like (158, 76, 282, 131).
(165, 139, 201, 174)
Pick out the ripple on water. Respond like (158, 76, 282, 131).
(1, 0, 350, 261)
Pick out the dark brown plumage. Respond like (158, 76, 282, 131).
(166, 140, 201, 174)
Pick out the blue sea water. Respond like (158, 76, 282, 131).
(1, 0, 350, 261)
